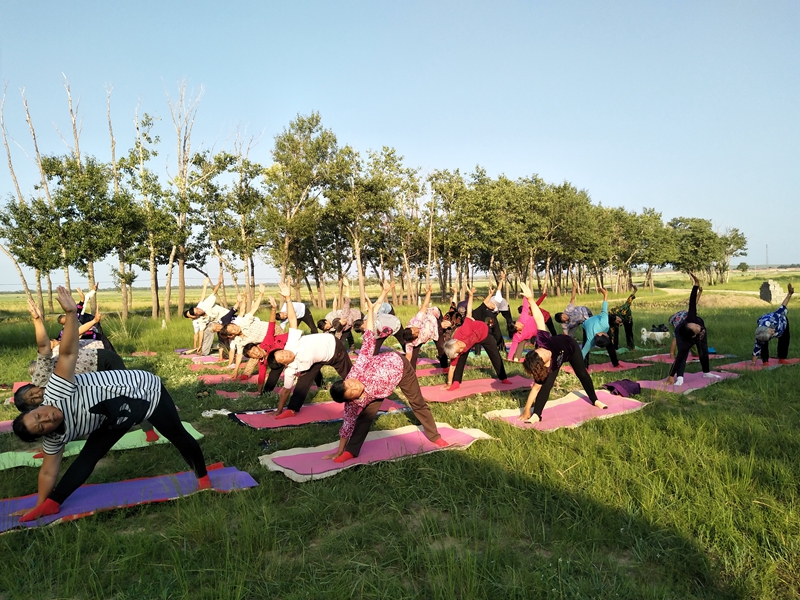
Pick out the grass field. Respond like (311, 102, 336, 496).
(0, 279, 798, 599)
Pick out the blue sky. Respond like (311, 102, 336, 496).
(0, 0, 797, 290)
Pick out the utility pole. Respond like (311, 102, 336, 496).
(766, 244, 769, 270)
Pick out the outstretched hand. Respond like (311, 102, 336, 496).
(277, 282, 291, 298)
(55, 286, 77, 313)
(469, 286, 476, 296)
(519, 281, 533, 298)
(26, 296, 43, 320)
(258, 283, 266, 294)
(789, 283, 795, 295)
(382, 280, 390, 292)
(267, 296, 277, 309)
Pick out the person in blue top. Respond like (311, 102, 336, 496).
(752, 283, 793, 365)
(580, 287, 619, 369)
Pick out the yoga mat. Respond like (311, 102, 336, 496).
(416, 357, 439, 366)
(483, 390, 645, 431)
(0, 422, 204, 471)
(260, 423, 493, 482)
(197, 374, 259, 385)
(13, 382, 30, 393)
(130, 351, 157, 357)
(420, 375, 531, 403)
(0, 420, 12, 434)
(192, 355, 222, 364)
(640, 353, 735, 364)
(216, 390, 260, 399)
(716, 358, 800, 372)
(563, 360, 648, 374)
(0, 464, 257, 534)
(638, 371, 737, 394)
(188, 363, 231, 372)
(229, 398, 408, 429)
(590, 347, 646, 355)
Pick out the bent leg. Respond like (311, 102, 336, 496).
(481, 335, 508, 380)
(398, 356, 440, 441)
(344, 400, 384, 457)
(148, 385, 207, 477)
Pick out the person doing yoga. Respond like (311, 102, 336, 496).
(442, 287, 512, 391)
(580, 287, 620, 368)
(518, 282, 607, 422)
(666, 273, 719, 386)
(327, 291, 449, 463)
(752, 283, 794, 365)
(12, 287, 209, 523)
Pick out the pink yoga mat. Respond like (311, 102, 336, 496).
(1, 463, 257, 534)
(192, 355, 222, 364)
(13, 382, 30, 393)
(563, 360, 648, 374)
(640, 353, 733, 364)
(420, 375, 532, 403)
(716, 358, 799, 372)
(0, 420, 11, 434)
(131, 351, 157, 357)
(260, 423, 493, 481)
(230, 398, 408, 429)
(197, 374, 259, 385)
(483, 390, 645, 431)
(188, 363, 230, 372)
(216, 390, 260, 399)
(638, 371, 737, 393)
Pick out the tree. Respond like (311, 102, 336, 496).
(737, 262, 749, 275)
(667, 217, 722, 282)
(717, 228, 748, 283)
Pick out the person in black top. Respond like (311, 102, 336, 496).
(469, 290, 505, 355)
(517, 282, 606, 422)
(666, 273, 719, 386)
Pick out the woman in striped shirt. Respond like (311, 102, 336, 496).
(12, 287, 210, 522)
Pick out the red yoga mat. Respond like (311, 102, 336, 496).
(229, 398, 408, 429)
(716, 358, 799, 371)
(260, 423, 493, 481)
(562, 360, 648, 374)
(216, 390, 260, 399)
(197, 374, 260, 385)
(420, 375, 531, 403)
(483, 390, 645, 431)
(638, 371, 737, 393)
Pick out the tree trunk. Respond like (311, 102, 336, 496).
(177, 255, 186, 318)
(35, 268, 44, 316)
(164, 245, 178, 321)
(148, 237, 159, 320)
(119, 253, 128, 321)
(45, 272, 54, 312)
(87, 261, 97, 314)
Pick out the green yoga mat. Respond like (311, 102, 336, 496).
(590, 346, 647, 355)
(0, 422, 203, 471)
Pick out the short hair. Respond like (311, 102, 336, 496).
(57, 314, 66, 324)
(184, 307, 196, 319)
(594, 334, 611, 348)
(522, 351, 550, 384)
(317, 319, 329, 332)
(12, 413, 38, 443)
(331, 318, 344, 332)
(329, 380, 346, 403)
(755, 326, 772, 343)
(402, 328, 418, 343)
(14, 384, 36, 412)
(554, 312, 566, 324)
(517, 305, 523, 314)
(266, 349, 282, 371)
(218, 324, 233, 337)
(444, 339, 461, 360)
(243, 342, 259, 358)
(352, 319, 365, 333)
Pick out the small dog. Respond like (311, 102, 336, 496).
(641, 328, 671, 345)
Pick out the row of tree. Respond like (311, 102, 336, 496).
(1, 81, 747, 319)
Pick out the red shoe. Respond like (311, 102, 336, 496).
(434, 437, 450, 448)
(778, 359, 790, 364)
(274, 410, 296, 420)
(500, 379, 513, 385)
(197, 475, 213, 490)
(446, 382, 460, 391)
(333, 451, 354, 463)
(145, 430, 160, 443)
(19, 498, 61, 522)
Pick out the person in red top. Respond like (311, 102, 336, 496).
(441, 287, 512, 391)
(327, 288, 449, 463)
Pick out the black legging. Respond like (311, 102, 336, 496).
(532, 344, 599, 420)
(453, 334, 507, 384)
(373, 331, 405, 355)
(298, 310, 318, 333)
(670, 327, 710, 377)
(95, 356, 153, 433)
(50, 384, 206, 505)
(263, 365, 323, 395)
(761, 318, 791, 361)
(610, 320, 635, 350)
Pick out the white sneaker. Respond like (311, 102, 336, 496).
(674, 376, 684, 386)
(703, 373, 721, 379)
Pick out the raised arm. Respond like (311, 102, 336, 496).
(569, 280, 577, 305)
(211, 272, 224, 296)
(78, 312, 101, 336)
(783, 283, 794, 307)
(520, 282, 546, 331)
(465, 287, 476, 320)
(200, 277, 210, 302)
(53, 287, 79, 382)
(246, 284, 266, 317)
(27, 296, 51, 355)
(420, 282, 433, 314)
(278, 282, 297, 329)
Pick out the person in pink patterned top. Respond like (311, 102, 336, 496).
(327, 286, 449, 463)
(507, 295, 539, 361)
(402, 283, 449, 369)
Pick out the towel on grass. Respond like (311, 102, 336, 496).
(638, 371, 737, 394)
(420, 375, 531, 403)
(0, 463, 257, 534)
(483, 390, 644, 431)
(260, 423, 493, 482)
(716, 358, 799, 372)
(0, 422, 203, 471)
(229, 398, 408, 429)
(563, 360, 648, 374)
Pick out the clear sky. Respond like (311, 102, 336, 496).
(0, 0, 797, 291)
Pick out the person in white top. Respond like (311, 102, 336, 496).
(277, 301, 318, 333)
(490, 272, 516, 339)
(183, 274, 233, 355)
(220, 285, 269, 379)
(352, 282, 403, 354)
(267, 282, 352, 420)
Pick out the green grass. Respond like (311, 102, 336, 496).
(0, 289, 798, 599)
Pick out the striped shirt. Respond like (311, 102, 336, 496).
(41, 370, 162, 455)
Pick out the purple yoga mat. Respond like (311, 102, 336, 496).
(229, 398, 408, 429)
(484, 390, 644, 431)
(262, 424, 493, 481)
(0, 465, 258, 534)
(562, 360, 648, 374)
(716, 358, 799, 371)
(638, 371, 737, 393)
(420, 375, 532, 403)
